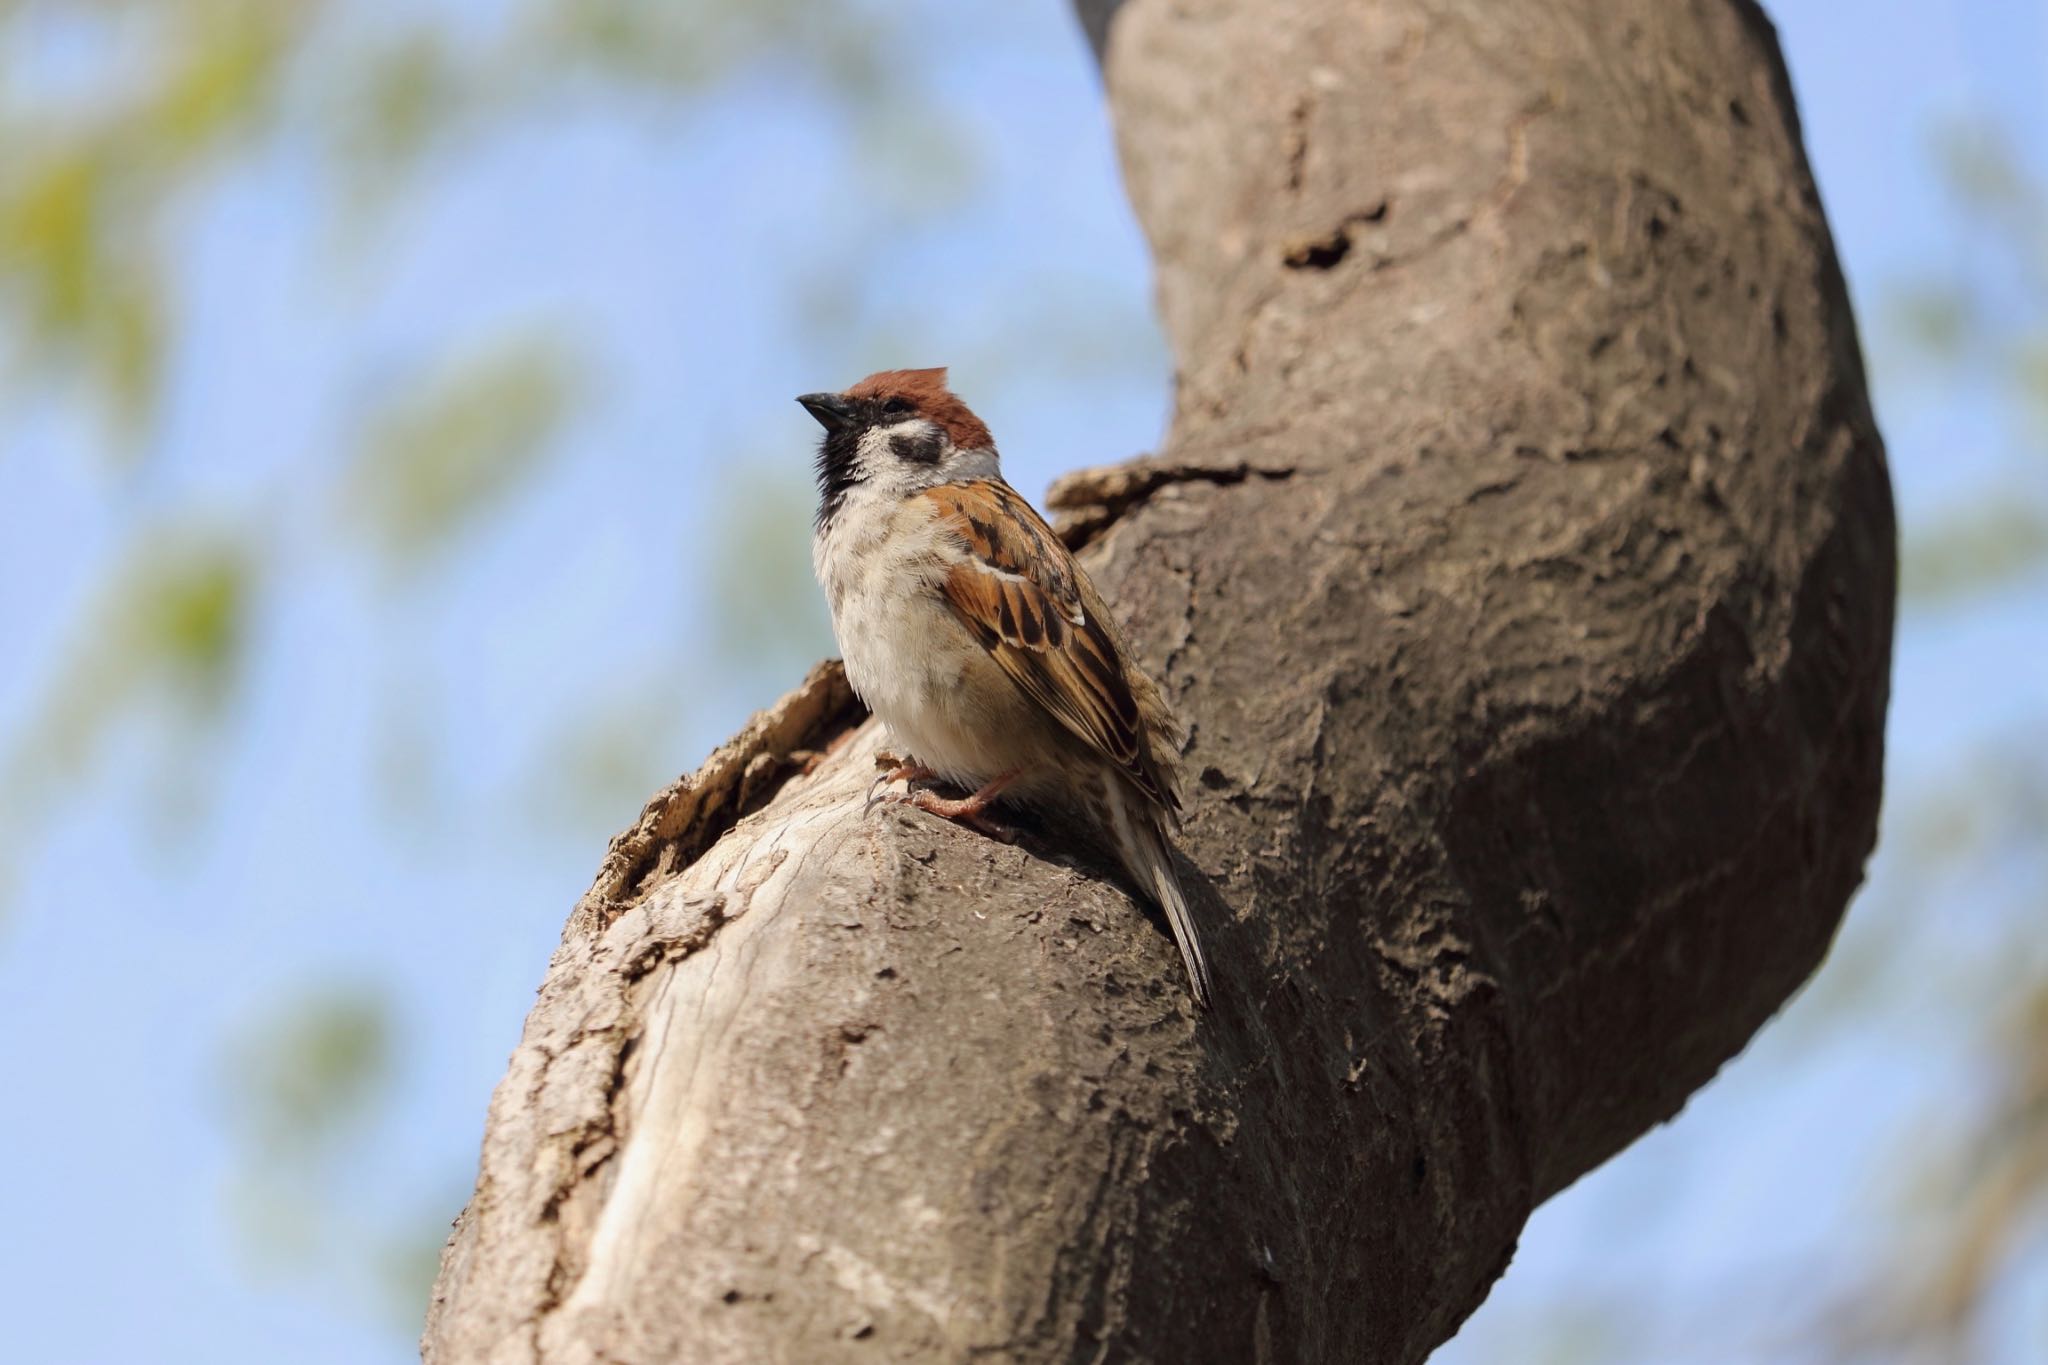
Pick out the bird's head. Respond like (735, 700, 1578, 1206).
(798, 367, 998, 526)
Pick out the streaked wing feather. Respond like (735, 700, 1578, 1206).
(926, 481, 1170, 807)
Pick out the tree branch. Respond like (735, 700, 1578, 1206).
(424, 0, 1894, 1360)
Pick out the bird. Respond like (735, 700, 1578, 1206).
(798, 367, 1212, 1008)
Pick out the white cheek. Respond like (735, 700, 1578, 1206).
(856, 419, 938, 468)
(854, 424, 897, 468)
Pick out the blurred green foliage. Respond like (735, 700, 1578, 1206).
(0, 0, 308, 438)
(1882, 119, 2048, 605)
(706, 466, 833, 674)
(217, 981, 442, 1327)
(5, 525, 251, 785)
(1, 0, 994, 850)
(0, 523, 253, 910)
(222, 981, 393, 1155)
(1820, 128, 2048, 1360)
(0, 0, 1037, 1340)
(1902, 503, 2048, 603)
(1874, 117, 2048, 1351)
(1814, 753, 2048, 1364)
(345, 337, 580, 565)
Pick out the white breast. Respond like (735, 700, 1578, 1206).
(813, 489, 1043, 788)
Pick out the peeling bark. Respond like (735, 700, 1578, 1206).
(424, 1, 1895, 1361)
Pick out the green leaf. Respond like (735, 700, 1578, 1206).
(221, 982, 395, 1154)
(18, 529, 253, 780)
(1901, 503, 2048, 604)
(1884, 282, 1975, 366)
(705, 466, 834, 675)
(345, 335, 580, 563)
(1932, 120, 2034, 214)
(0, 151, 103, 334)
(150, 4, 292, 155)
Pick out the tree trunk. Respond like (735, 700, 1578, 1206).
(422, 0, 1894, 1360)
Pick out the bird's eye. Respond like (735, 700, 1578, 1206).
(882, 396, 914, 416)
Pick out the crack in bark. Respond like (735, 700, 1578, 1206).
(522, 889, 739, 1358)
(1046, 458, 1298, 551)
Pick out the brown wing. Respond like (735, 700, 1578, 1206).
(923, 479, 1179, 812)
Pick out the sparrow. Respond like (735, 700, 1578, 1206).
(799, 368, 1212, 1007)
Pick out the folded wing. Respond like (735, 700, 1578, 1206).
(922, 480, 1178, 814)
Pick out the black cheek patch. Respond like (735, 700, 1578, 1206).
(891, 429, 945, 464)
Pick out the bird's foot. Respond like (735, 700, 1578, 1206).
(900, 770, 1022, 842)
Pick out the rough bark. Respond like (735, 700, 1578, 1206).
(423, 0, 1894, 1361)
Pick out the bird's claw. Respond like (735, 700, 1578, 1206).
(863, 771, 893, 815)
(865, 754, 936, 815)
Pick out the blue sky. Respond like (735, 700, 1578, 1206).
(1, 3, 2043, 1362)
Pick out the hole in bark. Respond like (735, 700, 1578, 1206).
(1280, 201, 1388, 270)
(1283, 229, 1352, 269)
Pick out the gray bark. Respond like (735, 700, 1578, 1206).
(422, 0, 1895, 1361)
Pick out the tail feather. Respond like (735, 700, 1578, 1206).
(1103, 778, 1212, 1008)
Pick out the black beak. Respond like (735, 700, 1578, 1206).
(797, 392, 856, 432)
